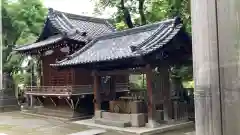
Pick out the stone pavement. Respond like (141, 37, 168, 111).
(0, 112, 195, 135)
(73, 119, 194, 135)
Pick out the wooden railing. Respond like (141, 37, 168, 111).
(71, 85, 93, 94)
(115, 83, 129, 92)
(172, 100, 189, 121)
(25, 83, 129, 95)
(25, 86, 73, 95)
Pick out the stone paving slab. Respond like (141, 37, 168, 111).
(73, 119, 194, 135)
(0, 111, 195, 135)
(68, 129, 106, 135)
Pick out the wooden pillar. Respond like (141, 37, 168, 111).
(110, 75, 116, 100)
(192, 0, 240, 135)
(93, 71, 101, 111)
(145, 64, 159, 128)
(146, 64, 153, 119)
(40, 55, 43, 86)
(30, 59, 34, 107)
(158, 66, 173, 122)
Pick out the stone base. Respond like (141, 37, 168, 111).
(74, 119, 194, 135)
(95, 111, 146, 127)
(0, 96, 20, 112)
(146, 119, 161, 128)
(95, 118, 131, 128)
(94, 110, 102, 119)
(130, 113, 146, 127)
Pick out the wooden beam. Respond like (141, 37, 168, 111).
(95, 68, 147, 76)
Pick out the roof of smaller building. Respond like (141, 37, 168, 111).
(14, 34, 63, 51)
(14, 8, 115, 52)
(52, 17, 184, 67)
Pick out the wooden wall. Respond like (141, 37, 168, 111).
(73, 68, 92, 85)
(42, 46, 73, 86)
(41, 45, 129, 87)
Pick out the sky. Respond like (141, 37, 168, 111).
(43, 0, 115, 18)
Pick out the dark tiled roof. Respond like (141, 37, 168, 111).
(52, 17, 183, 67)
(47, 8, 115, 42)
(14, 34, 63, 51)
(14, 8, 115, 52)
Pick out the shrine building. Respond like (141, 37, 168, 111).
(14, 8, 129, 119)
(51, 16, 192, 127)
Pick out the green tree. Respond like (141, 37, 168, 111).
(2, 0, 47, 87)
(93, 0, 191, 32)
(93, 0, 149, 29)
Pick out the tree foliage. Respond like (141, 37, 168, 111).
(2, 0, 47, 85)
(93, 0, 191, 31)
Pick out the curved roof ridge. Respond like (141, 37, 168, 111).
(60, 17, 179, 63)
(138, 22, 174, 49)
(138, 16, 181, 48)
(47, 8, 116, 42)
(140, 24, 183, 55)
(93, 18, 176, 41)
(48, 8, 115, 30)
(48, 8, 71, 34)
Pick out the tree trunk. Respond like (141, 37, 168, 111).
(168, 0, 183, 17)
(120, 0, 134, 28)
(138, 0, 146, 25)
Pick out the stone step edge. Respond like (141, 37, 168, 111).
(68, 129, 106, 135)
(29, 109, 93, 117)
(95, 118, 131, 128)
(21, 111, 93, 121)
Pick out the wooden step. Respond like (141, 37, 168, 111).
(95, 118, 131, 128)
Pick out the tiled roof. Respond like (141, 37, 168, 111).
(48, 8, 115, 41)
(14, 8, 115, 52)
(14, 34, 63, 51)
(52, 17, 183, 67)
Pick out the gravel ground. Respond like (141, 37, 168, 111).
(0, 112, 195, 135)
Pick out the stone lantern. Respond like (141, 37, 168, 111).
(0, 72, 19, 112)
